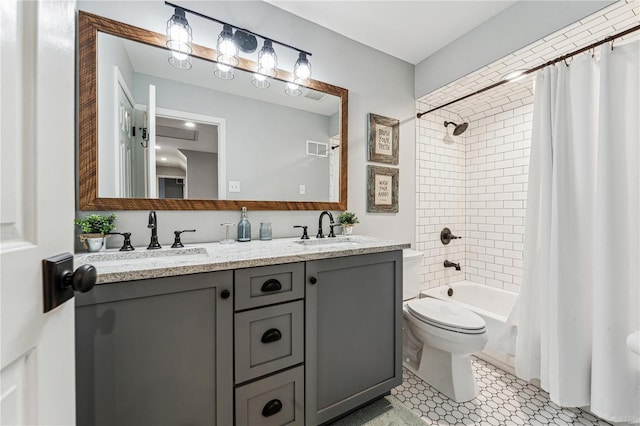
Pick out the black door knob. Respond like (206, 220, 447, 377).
(43, 253, 98, 313)
(62, 264, 97, 293)
(309, 276, 317, 284)
(220, 289, 231, 299)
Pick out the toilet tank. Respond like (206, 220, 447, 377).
(403, 249, 423, 301)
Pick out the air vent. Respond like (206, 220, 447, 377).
(306, 140, 328, 157)
(156, 125, 199, 141)
(304, 91, 326, 101)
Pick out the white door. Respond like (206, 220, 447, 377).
(1, 1, 77, 424)
(117, 82, 135, 197)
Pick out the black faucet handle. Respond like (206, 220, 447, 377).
(328, 224, 341, 238)
(108, 232, 135, 251)
(171, 229, 196, 248)
(440, 227, 462, 245)
(293, 226, 309, 240)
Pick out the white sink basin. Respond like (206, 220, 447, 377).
(81, 247, 208, 264)
(627, 331, 640, 356)
(294, 237, 365, 246)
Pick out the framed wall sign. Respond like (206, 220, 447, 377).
(367, 113, 399, 165)
(367, 165, 399, 213)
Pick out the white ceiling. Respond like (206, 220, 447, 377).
(266, 1, 517, 65)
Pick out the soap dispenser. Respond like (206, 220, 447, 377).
(237, 207, 251, 242)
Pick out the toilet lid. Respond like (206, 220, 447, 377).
(406, 297, 486, 333)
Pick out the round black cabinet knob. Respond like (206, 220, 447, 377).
(309, 277, 317, 285)
(220, 289, 231, 299)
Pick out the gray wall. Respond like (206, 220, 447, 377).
(133, 73, 331, 201)
(415, 0, 617, 98)
(157, 166, 186, 178)
(181, 150, 218, 200)
(78, 0, 416, 247)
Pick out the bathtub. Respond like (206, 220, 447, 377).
(422, 281, 518, 372)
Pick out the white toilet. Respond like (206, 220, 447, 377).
(402, 249, 488, 402)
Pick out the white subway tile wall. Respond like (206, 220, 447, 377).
(415, 91, 534, 292)
(464, 97, 534, 292)
(415, 104, 466, 288)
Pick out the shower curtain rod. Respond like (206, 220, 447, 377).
(416, 23, 640, 118)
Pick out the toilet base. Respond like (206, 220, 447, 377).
(405, 344, 479, 403)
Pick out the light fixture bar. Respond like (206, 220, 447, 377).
(164, 1, 312, 57)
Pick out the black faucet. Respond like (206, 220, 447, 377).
(444, 260, 461, 271)
(147, 210, 161, 250)
(317, 211, 335, 238)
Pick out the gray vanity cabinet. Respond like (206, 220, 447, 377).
(75, 271, 233, 426)
(305, 251, 403, 425)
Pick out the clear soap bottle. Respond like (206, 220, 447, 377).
(237, 207, 251, 242)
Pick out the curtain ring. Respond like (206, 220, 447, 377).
(610, 40, 615, 51)
(563, 57, 572, 67)
(589, 47, 595, 58)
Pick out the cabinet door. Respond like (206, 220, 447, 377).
(305, 251, 402, 425)
(75, 271, 233, 426)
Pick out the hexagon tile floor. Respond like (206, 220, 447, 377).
(391, 357, 612, 426)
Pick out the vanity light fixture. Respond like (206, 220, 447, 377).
(258, 40, 277, 73)
(164, 2, 312, 91)
(214, 24, 239, 80)
(166, 7, 193, 70)
(252, 40, 277, 88)
(294, 52, 311, 83)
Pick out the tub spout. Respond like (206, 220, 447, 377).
(444, 260, 461, 271)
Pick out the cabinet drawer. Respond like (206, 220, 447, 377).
(235, 366, 304, 426)
(235, 301, 304, 383)
(234, 263, 304, 311)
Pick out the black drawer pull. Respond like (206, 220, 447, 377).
(261, 279, 282, 293)
(261, 328, 282, 344)
(262, 399, 283, 417)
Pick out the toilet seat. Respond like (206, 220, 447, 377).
(405, 298, 486, 335)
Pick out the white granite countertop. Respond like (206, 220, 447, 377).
(75, 235, 410, 284)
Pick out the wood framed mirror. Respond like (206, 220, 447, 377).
(78, 11, 348, 210)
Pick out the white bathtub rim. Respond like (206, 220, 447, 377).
(422, 281, 517, 324)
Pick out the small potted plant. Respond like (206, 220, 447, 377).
(337, 211, 359, 235)
(75, 213, 117, 252)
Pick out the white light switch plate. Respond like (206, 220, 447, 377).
(299, 185, 306, 195)
(229, 181, 241, 193)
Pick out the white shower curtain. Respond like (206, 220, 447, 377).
(516, 41, 640, 423)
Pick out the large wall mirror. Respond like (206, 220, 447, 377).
(78, 11, 348, 210)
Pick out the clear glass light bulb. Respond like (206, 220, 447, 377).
(217, 63, 231, 72)
(254, 73, 267, 82)
(259, 53, 276, 70)
(287, 82, 299, 90)
(295, 63, 311, 80)
(169, 24, 188, 45)
(218, 38, 236, 57)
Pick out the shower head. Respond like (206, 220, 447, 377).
(444, 121, 468, 136)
